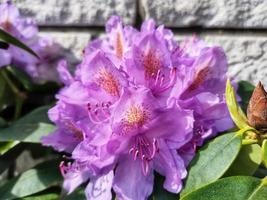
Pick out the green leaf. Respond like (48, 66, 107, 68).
(0, 141, 19, 155)
(6, 66, 60, 93)
(0, 41, 9, 49)
(262, 140, 267, 168)
(0, 106, 55, 143)
(225, 79, 250, 129)
(22, 193, 59, 200)
(181, 132, 242, 197)
(225, 144, 262, 176)
(0, 28, 39, 59)
(152, 173, 179, 200)
(237, 81, 255, 113)
(181, 176, 267, 200)
(65, 189, 86, 200)
(0, 71, 14, 111)
(0, 160, 62, 200)
(0, 117, 7, 128)
(6, 66, 35, 91)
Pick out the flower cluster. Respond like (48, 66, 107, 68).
(42, 16, 233, 200)
(0, 1, 62, 82)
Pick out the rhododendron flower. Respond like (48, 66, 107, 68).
(0, 1, 62, 82)
(42, 16, 233, 200)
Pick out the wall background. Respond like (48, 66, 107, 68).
(10, 0, 267, 85)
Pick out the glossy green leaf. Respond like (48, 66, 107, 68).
(262, 140, 267, 168)
(22, 193, 59, 200)
(0, 141, 19, 155)
(225, 79, 250, 129)
(0, 161, 62, 200)
(181, 132, 242, 197)
(237, 81, 255, 113)
(225, 144, 262, 176)
(0, 28, 39, 58)
(181, 176, 267, 200)
(0, 106, 55, 143)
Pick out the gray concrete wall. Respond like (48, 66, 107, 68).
(9, 0, 267, 85)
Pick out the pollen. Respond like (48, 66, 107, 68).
(143, 50, 161, 79)
(125, 105, 148, 127)
(64, 121, 83, 140)
(96, 68, 120, 97)
(115, 32, 123, 59)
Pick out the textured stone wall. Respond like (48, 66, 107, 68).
(9, 0, 267, 85)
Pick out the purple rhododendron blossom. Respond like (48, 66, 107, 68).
(42, 16, 234, 200)
(0, 1, 62, 82)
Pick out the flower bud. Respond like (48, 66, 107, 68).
(247, 82, 267, 130)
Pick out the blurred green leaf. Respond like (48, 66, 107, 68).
(0, 28, 39, 59)
(65, 189, 86, 200)
(181, 176, 267, 200)
(0, 71, 14, 111)
(237, 81, 255, 113)
(22, 193, 59, 200)
(0, 41, 9, 49)
(181, 132, 242, 197)
(6, 66, 35, 91)
(0, 117, 7, 128)
(152, 174, 178, 200)
(0, 160, 62, 200)
(262, 140, 267, 168)
(0, 106, 55, 143)
(225, 144, 262, 176)
(6, 66, 60, 93)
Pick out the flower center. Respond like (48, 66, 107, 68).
(143, 50, 161, 80)
(125, 105, 148, 127)
(96, 68, 120, 97)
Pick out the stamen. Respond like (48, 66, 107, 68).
(87, 102, 111, 124)
(128, 136, 159, 176)
(59, 161, 66, 177)
(154, 67, 177, 93)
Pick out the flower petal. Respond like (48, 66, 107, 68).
(85, 171, 114, 200)
(113, 156, 154, 200)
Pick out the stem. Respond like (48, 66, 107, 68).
(0, 69, 25, 120)
(242, 139, 258, 145)
(0, 69, 20, 95)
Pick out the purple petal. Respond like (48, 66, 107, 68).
(0, 49, 11, 67)
(113, 156, 154, 200)
(85, 171, 114, 200)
